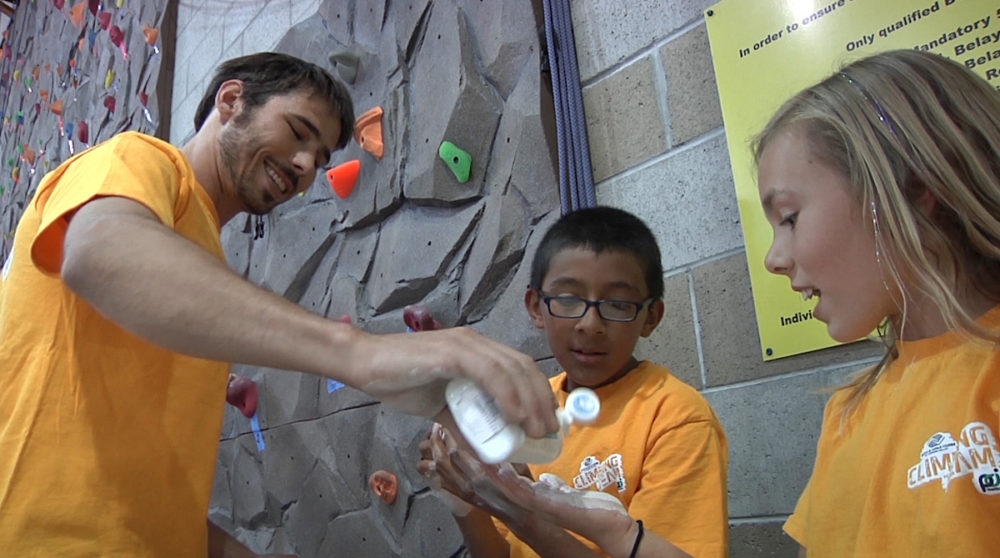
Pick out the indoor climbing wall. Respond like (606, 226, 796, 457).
(211, 1, 561, 556)
(0, 0, 173, 258)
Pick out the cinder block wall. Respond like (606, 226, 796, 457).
(171, 1, 885, 557)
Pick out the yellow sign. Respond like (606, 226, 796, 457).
(705, 0, 998, 360)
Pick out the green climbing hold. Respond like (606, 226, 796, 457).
(438, 140, 471, 183)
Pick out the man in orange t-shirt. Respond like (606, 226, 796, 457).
(0, 52, 558, 557)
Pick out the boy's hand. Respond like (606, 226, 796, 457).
(418, 423, 535, 523)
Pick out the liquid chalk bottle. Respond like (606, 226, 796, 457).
(445, 378, 600, 464)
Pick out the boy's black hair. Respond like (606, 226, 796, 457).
(530, 207, 665, 300)
(193, 52, 355, 149)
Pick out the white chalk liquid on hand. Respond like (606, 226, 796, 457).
(445, 378, 600, 464)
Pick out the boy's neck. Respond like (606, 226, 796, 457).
(565, 357, 641, 392)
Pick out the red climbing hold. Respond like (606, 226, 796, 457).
(327, 159, 360, 199)
(403, 305, 443, 332)
(226, 375, 259, 418)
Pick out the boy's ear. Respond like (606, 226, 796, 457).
(524, 288, 546, 329)
(639, 299, 665, 338)
(215, 79, 245, 124)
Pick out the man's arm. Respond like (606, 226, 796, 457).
(61, 196, 557, 435)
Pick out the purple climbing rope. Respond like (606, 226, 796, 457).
(542, 0, 596, 214)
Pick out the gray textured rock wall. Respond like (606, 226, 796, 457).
(212, 1, 561, 556)
(0, 0, 174, 259)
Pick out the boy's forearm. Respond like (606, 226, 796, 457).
(454, 508, 510, 558)
(504, 516, 605, 558)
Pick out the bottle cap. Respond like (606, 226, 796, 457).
(565, 387, 600, 424)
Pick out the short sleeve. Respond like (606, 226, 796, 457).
(628, 418, 729, 558)
(31, 134, 185, 274)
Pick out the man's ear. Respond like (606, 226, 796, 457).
(524, 287, 546, 329)
(215, 79, 244, 124)
(640, 299, 665, 338)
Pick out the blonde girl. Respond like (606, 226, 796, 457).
(753, 49, 1000, 557)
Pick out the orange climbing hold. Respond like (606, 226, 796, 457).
(327, 159, 360, 199)
(369, 470, 398, 504)
(354, 106, 384, 160)
(142, 24, 159, 46)
(49, 99, 63, 116)
(70, 2, 86, 27)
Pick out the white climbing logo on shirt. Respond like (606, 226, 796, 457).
(907, 421, 1000, 495)
(573, 453, 626, 493)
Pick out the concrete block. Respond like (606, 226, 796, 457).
(596, 133, 742, 271)
(730, 519, 800, 558)
(634, 271, 702, 389)
(693, 253, 884, 387)
(241, 3, 293, 52)
(169, 89, 197, 144)
(221, 3, 264, 53)
(660, 24, 723, 146)
(705, 364, 857, 517)
(582, 55, 666, 182)
(184, 31, 223, 100)
(571, 0, 718, 81)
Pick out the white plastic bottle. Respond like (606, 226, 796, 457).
(445, 378, 600, 464)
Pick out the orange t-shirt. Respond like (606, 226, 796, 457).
(498, 361, 729, 558)
(0, 132, 230, 556)
(785, 306, 1000, 557)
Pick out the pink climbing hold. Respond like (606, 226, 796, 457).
(226, 375, 259, 418)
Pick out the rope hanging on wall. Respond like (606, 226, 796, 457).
(542, 0, 596, 214)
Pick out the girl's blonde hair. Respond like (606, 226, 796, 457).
(752, 50, 1000, 414)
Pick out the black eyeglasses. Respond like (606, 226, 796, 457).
(538, 292, 653, 322)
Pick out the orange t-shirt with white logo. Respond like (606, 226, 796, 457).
(498, 361, 729, 558)
(785, 306, 1000, 557)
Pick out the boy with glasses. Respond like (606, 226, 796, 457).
(421, 206, 728, 558)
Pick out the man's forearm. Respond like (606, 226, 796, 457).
(62, 197, 360, 381)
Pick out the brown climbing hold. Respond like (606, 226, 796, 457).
(369, 470, 398, 504)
